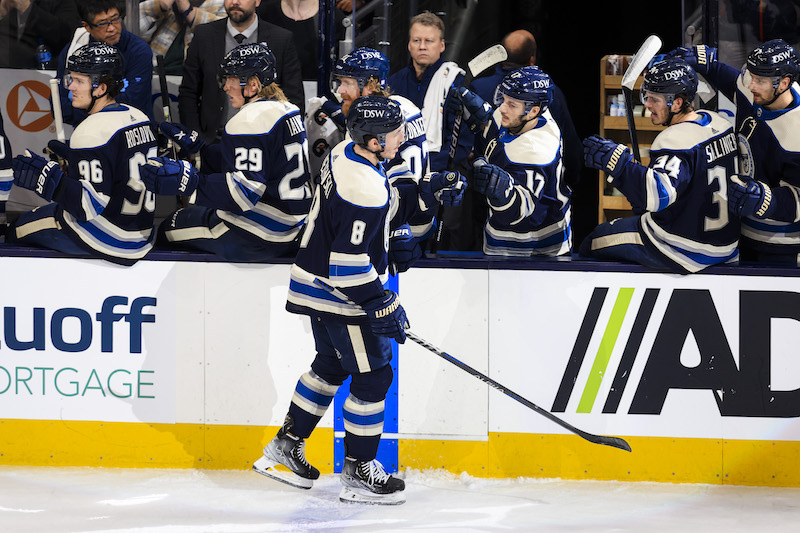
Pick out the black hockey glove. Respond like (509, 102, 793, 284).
(12, 150, 63, 201)
(583, 135, 632, 179)
(361, 290, 409, 344)
(419, 171, 467, 209)
(319, 97, 346, 129)
(666, 45, 717, 75)
(388, 224, 422, 275)
(728, 175, 776, 219)
(448, 85, 493, 132)
(139, 156, 199, 196)
(472, 157, 513, 205)
(159, 121, 205, 155)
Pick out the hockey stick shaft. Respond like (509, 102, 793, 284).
(155, 54, 179, 160)
(405, 331, 632, 452)
(430, 44, 508, 255)
(622, 87, 640, 162)
(49, 78, 65, 143)
(620, 35, 662, 163)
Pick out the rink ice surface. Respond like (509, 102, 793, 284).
(2, 466, 800, 532)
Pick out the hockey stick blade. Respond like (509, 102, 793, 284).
(467, 44, 508, 80)
(621, 35, 662, 163)
(621, 35, 662, 90)
(406, 331, 632, 452)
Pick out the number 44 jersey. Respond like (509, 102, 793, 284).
(62, 104, 158, 265)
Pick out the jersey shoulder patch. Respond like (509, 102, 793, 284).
(226, 100, 301, 136)
(503, 116, 561, 166)
(330, 141, 388, 208)
(70, 105, 151, 149)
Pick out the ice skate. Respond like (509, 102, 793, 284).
(339, 456, 405, 505)
(252, 426, 319, 490)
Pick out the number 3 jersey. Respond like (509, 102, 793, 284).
(611, 110, 740, 273)
(475, 110, 571, 256)
(60, 104, 158, 265)
(191, 99, 311, 243)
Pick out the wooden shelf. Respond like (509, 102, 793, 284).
(603, 75, 645, 89)
(599, 195, 632, 210)
(602, 116, 664, 131)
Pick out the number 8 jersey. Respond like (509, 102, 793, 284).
(61, 104, 158, 265)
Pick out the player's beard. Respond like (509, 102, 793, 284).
(227, 6, 255, 24)
(341, 99, 353, 117)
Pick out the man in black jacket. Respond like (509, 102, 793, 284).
(179, 0, 304, 143)
(0, 0, 80, 69)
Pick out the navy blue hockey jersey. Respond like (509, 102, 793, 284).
(612, 110, 740, 273)
(0, 111, 11, 211)
(58, 104, 158, 264)
(475, 109, 571, 256)
(192, 99, 312, 243)
(286, 141, 417, 322)
(703, 61, 800, 255)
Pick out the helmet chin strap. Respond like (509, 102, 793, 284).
(87, 84, 109, 114)
(764, 83, 790, 107)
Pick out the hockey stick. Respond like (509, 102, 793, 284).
(155, 54, 179, 160)
(405, 332, 632, 452)
(48, 78, 65, 143)
(620, 35, 662, 163)
(311, 277, 631, 452)
(429, 44, 508, 255)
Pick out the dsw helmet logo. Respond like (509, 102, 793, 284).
(6, 80, 54, 133)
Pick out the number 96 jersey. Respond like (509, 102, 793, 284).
(61, 104, 158, 265)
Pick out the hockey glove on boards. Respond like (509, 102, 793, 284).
(448, 85, 493, 132)
(582, 135, 632, 179)
(361, 290, 409, 343)
(12, 150, 63, 201)
(388, 224, 422, 275)
(159, 121, 205, 155)
(419, 171, 467, 208)
(140, 157, 199, 196)
(472, 157, 513, 205)
(728, 175, 777, 219)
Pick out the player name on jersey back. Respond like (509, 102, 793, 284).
(705, 132, 737, 163)
(405, 116, 425, 140)
(125, 125, 157, 149)
(287, 114, 304, 137)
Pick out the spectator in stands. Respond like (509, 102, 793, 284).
(471, 29, 582, 190)
(55, 0, 154, 126)
(139, 0, 226, 76)
(178, 0, 304, 144)
(0, 0, 80, 69)
(257, 0, 344, 82)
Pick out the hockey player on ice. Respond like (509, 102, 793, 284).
(8, 42, 158, 265)
(670, 39, 800, 264)
(453, 65, 572, 256)
(139, 42, 312, 261)
(581, 57, 740, 273)
(252, 96, 465, 505)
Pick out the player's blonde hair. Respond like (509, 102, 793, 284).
(254, 78, 288, 102)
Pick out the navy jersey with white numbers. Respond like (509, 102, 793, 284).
(0, 111, 11, 212)
(191, 99, 312, 243)
(59, 104, 157, 264)
(475, 109, 571, 256)
(703, 60, 800, 256)
(286, 141, 417, 323)
(612, 110, 740, 273)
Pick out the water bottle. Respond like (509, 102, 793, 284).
(36, 39, 53, 70)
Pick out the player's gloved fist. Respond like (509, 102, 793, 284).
(159, 121, 205, 155)
(361, 290, 409, 343)
(420, 171, 467, 208)
(12, 149, 63, 201)
(472, 157, 514, 205)
(582, 135, 632, 179)
(388, 224, 422, 275)
(449, 85, 493, 132)
(666, 45, 716, 74)
(139, 156, 199, 196)
(46, 140, 70, 161)
(319, 97, 346, 129)
(728, 175, 776, 219)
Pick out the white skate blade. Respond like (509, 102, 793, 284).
(338, 486, 406, 505)
(252, 455, 313, 490)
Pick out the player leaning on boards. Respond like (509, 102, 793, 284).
(252, 96, 465, 505)
(315, 46, 465, 273)
(670, 39, 800, 264)
(581, 57, 740, 273)
(8, 42, 158, 265)
(139, 42, 312, 261)
(452, 65, 571, 256)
